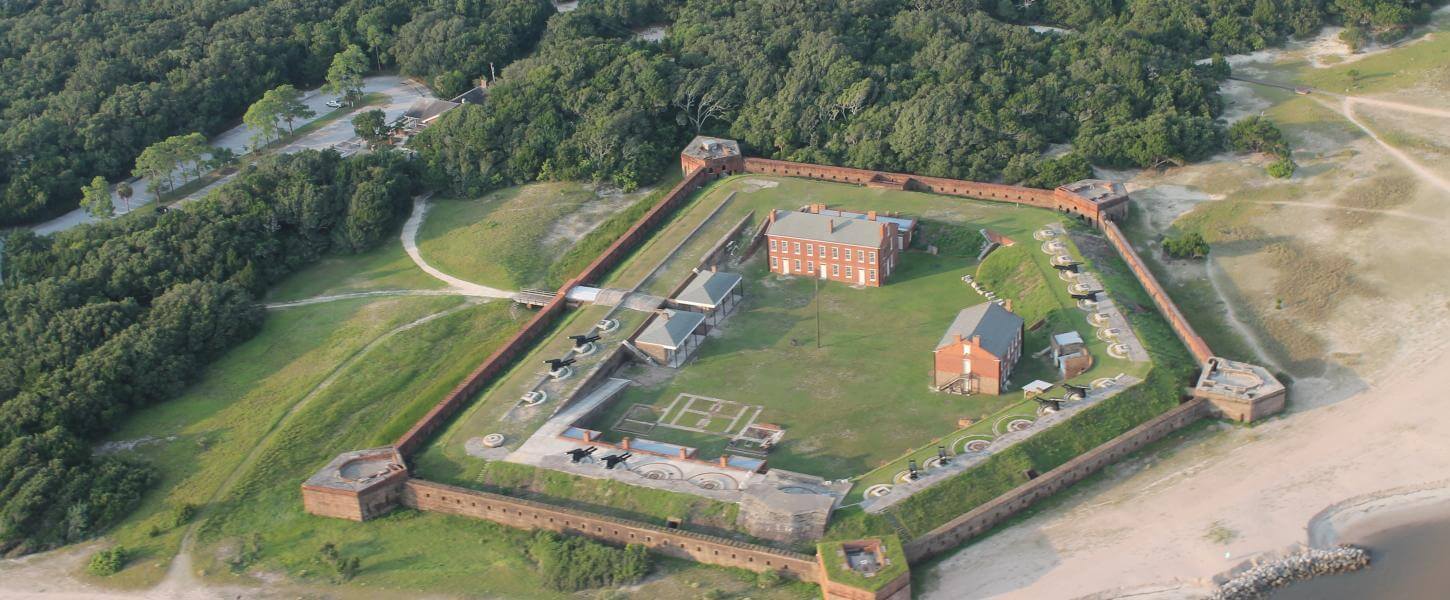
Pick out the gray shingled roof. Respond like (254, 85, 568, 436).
(813, 207, 916, 234)
(636, 309, 706, 349)
(936, 303, 1024, 358)
(767, 210, 890, 248)
(675, 271, 742, 309)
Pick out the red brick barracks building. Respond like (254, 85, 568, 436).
(765, 206, 916, 287)
(932, 303, 1025, 395)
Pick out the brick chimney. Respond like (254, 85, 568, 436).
(621, 437, 631, 450)
(828, 218, 835, 234)
(719, 456, 729, 468)
(767, 209, 777, 225)
(660, 310, 671, 322)
(1004, 299, 1013, 312)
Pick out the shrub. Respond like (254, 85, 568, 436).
(1227, 116, 1288, 156)
(755, 568, 783, 589)
(87, 546, 128, 576)
(1163, 232, 1210, 259)
(526, 531, 651, 591)
(1266, 156, 1296, 179)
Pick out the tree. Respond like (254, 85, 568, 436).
(243, 94, 285, 148)
(132, 135, 205, 192)
(326, 45, 369, 107)
(1266, 155, 1297, 178)
(1227, 116, 1287, 155)
(116, 182, 133, 212)
(352, 109, 390, 148)
(271, 85, 316, 134)
(79, 176, 113, 219)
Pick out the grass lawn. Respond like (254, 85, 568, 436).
(95, 296, 465, 588)
(417, 180, 669, 291)
(264, 236, 447, 303)
(186, 299, 539, 593)
(570, 175, 1147, 480)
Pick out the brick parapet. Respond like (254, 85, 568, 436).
(903, 397, 1211, 562)
(403, 478, 819, 581)
(742, 158, 1112, 223)
(1100, 220, 1214, 365)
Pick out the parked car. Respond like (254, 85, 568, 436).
(325, 99, 343, 108)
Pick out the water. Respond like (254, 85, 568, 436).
(1272, 517, 1450, 599)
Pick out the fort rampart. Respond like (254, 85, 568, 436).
(312, 140, 1280, 599)
(392, 168, 710, 457)
(903, 397, 1212, 562)
(402, 479, 820, 581)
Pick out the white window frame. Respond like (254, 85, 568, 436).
(844, 249, 852, 261)
(793, 242, 801, 254)
(770, 239, 778, 251)
(770, 256, 779, 269)
(793, 259, 802, 272)
(845, 266, 853, 278)
(806, 244, 813, 256)
(831, 247, 839, 259)
(831, 264, 839, 277)
(869, 269, 876, 281)
(869, 251, 877, 264)
(807, 260, 814, 272)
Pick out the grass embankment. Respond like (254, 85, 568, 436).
(419, 175, 677, 291)
(264, 237, 447, 303)
(96, 296, 464, 588)
(409, 458, 744, 540)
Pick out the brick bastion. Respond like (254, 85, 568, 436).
(300, 137, 1286, 597)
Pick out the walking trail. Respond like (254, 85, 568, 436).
(402, 197, 515, 299)
(1322, 96, 1450, 195)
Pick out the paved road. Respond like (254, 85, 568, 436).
(30, 75, 433, 236)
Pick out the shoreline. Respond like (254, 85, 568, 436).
(1306, 480, 1450, 548)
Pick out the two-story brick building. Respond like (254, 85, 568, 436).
(764, 209, 903, 287)
(932, 303, 1025, 395)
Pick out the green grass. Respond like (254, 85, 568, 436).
(187, 300, 538, 590)
(410, 459, 745, 540)
(97, 296, 465, 588)
(883, 365, 1188, 539)
(418, 180, 667, 290)
(264, 237, 448, 302)
(568, 176, 1148, 481)
(1293, 24, 1450, 95)
(816, 536, 908, 591)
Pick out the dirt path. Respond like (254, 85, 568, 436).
(1328, 96, 1450, 195)
(133, 302, 477, 599)
(402, 197, 515, 299)
(1204, 258, 1283, 373)
(1346, 96, 1450, 120)
(263, 289, 473, 309)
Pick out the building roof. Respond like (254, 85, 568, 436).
(810, 207, 916, 234)
(303, 447, 407, 493)
(1053, 331, 1085, 347)
(675, 271, 743, 309)
(681, 136, 740, 160)
(636, 309, 706, 350)
(1057, 179, 1127, 205)
(767, 209, 892, 248)
(451, 85, 488, 105)
(403, 98, 460, 122)
(936, 303, 1024, 358)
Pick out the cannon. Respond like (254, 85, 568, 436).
(601, 452, 632, 470)
(565, 446, 598, 463)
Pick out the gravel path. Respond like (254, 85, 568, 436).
(401, 197, 515, 299)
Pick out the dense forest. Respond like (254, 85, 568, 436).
(414, 0, 1442, 195)
(0, 0, 550, 226)
(0, 150, 417, 552)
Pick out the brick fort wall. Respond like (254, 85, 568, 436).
(403, 479, 820, 581)
(903, 397, 1211, 562)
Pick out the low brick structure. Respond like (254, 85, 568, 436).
(681, 136, 745, 178)
(301, 447, 409, 521)
(817, 538, 913, 600)
(1194, 357, 1287, 422)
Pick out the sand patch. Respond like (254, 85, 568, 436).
(736, 178, 780, 193)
